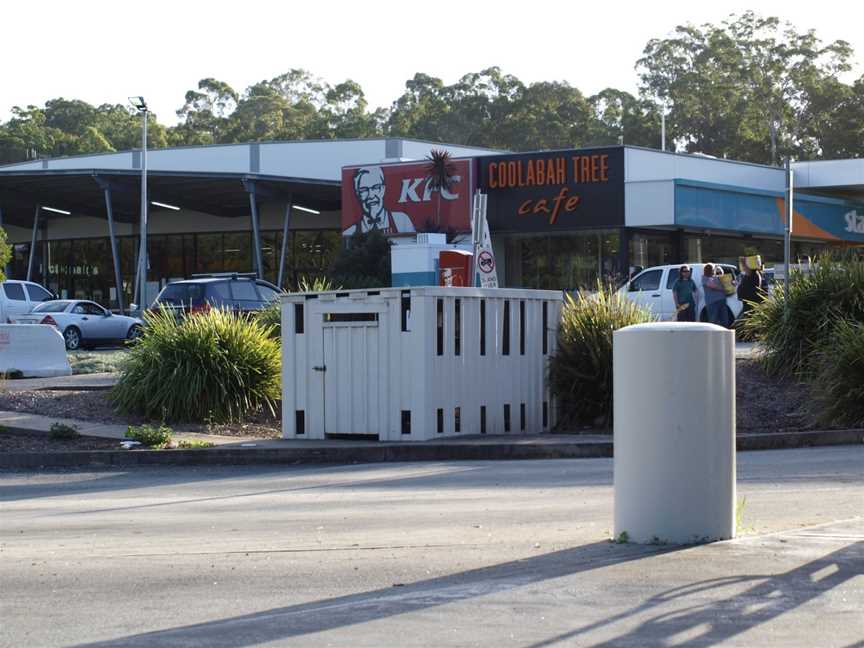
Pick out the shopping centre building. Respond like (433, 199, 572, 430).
(1, 138, 862, 308)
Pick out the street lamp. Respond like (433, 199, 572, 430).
(129, 96, 148, 312)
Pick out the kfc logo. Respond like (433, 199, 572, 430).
(341, 159, 474, 236)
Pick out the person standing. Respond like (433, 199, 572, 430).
(672, 265, 698, 322)
(702, 264, 728, 327)
(737, 264, 765, 318)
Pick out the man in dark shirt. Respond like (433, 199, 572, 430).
(672, 265, 698, 322)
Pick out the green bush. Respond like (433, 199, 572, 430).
(812, 319, 864, 428)
(331, 229, 391, 288)
(742, 254, 864, 377)
(549, 284, 656, 428)
(126, 423, 173, 448)
(256, 276, 340, 340)
(49, 422, 80, 440)
(111, 307, 281, 423)
(177, 438, 215, 449)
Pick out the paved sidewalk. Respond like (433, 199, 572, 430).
(1, 450, 861, 647)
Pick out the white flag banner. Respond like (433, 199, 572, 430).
(472, 190, 498, 288)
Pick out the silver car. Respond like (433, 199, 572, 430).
(17, 300, 144, 350)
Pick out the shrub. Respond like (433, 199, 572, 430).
(256, 302, 282, 340)
(549, 284, 656, 428)
(331, 229, 391, 288)
(812, 319, 864, 428)
(256, 276, 340, 340)
(177, 438, 215, 449)
(126, 423, 173, 448)
(49, 422, 80, 440)
(111, 307, 281, 423)
(295, 275, 339, 293)
(742, 254, 864, 377)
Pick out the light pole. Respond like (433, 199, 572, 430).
(129, 96, 148, 312)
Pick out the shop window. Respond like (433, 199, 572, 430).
(224, 232, 252, 273)
(196, 233, 223, 274)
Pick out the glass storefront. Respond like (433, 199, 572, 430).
(683, 234, 828, 267)
(629, 232, 675, 272)
(12, 229, 340, 309)
(505, 230, 621, 291)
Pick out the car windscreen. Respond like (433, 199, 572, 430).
(230, 280, 263, 307)
(33, 301, 70, 313)
(157, 284, 206, 306)
(2, 283, 26, 301)
(204, 282, 232, 307)
(26, 284, 54, 302)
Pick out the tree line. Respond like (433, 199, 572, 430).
(1, 12, 862, 167)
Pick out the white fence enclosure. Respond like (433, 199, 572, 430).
(281, 287, 563, 441)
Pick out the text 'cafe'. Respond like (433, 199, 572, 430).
(340, 145, 864, 291)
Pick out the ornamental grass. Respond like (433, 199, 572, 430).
(111, 306, 281, 423)
(549, 283, 655, 428)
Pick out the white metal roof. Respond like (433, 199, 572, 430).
(0, 138, 500, 181)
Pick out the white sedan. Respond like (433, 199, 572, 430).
(16, 300, 144, 350)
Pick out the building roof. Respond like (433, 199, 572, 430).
(0, 138, 499, 227)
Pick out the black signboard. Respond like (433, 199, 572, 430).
(478, 147, 624, 232)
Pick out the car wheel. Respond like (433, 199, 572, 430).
(64, 326, 82, 351)
(127, 324, 143, 344)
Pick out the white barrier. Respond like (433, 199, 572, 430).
(282, 287, 563, 441)
(0, 324, 72, 378)
(613, 322, 735, 544)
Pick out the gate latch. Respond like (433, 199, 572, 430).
(313, 365, 327, 372)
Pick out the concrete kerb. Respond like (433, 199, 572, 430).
(0, 418, 862, 468)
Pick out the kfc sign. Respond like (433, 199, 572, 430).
(341, 159, 474, 236)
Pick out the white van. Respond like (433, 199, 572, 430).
(619, 263, 744, 324)
(0, 280, 55, 323)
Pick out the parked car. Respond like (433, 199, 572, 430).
(0, 280, 54, 323)
(618, 263, 743, 325)
(16, 300, 144, 350)
(149, 274, 284, 316)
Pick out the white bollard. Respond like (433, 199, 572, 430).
(613, 322, 735, 544)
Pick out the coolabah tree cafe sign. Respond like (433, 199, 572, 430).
(478, 147, 624, 232)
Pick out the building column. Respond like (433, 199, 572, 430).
(247, 185, 264, 280)
(26, 205, 40, 282)
(0, 206, 9, 278)
(277, 198, 293, 289)
(618, 227, 631, 279)
(102, 185, 126, 314)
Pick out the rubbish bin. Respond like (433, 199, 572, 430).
(439, 250, 473, 287)
(613, 322, 735, 544)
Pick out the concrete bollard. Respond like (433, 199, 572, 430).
(0, 324, 71, 378)
(613, 322, 735, 544)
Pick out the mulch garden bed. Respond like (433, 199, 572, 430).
(0, 390, 282, 441)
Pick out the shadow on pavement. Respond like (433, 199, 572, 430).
(526, 539, 864, 647)
(70, 540, 670, 648)
(70, 537, 864, 647)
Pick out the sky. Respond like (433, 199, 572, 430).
(3, 0, 863, 124)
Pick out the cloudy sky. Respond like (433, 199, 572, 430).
(4, 0, 862, 123)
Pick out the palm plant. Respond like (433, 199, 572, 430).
(425, 148, 457, 227)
